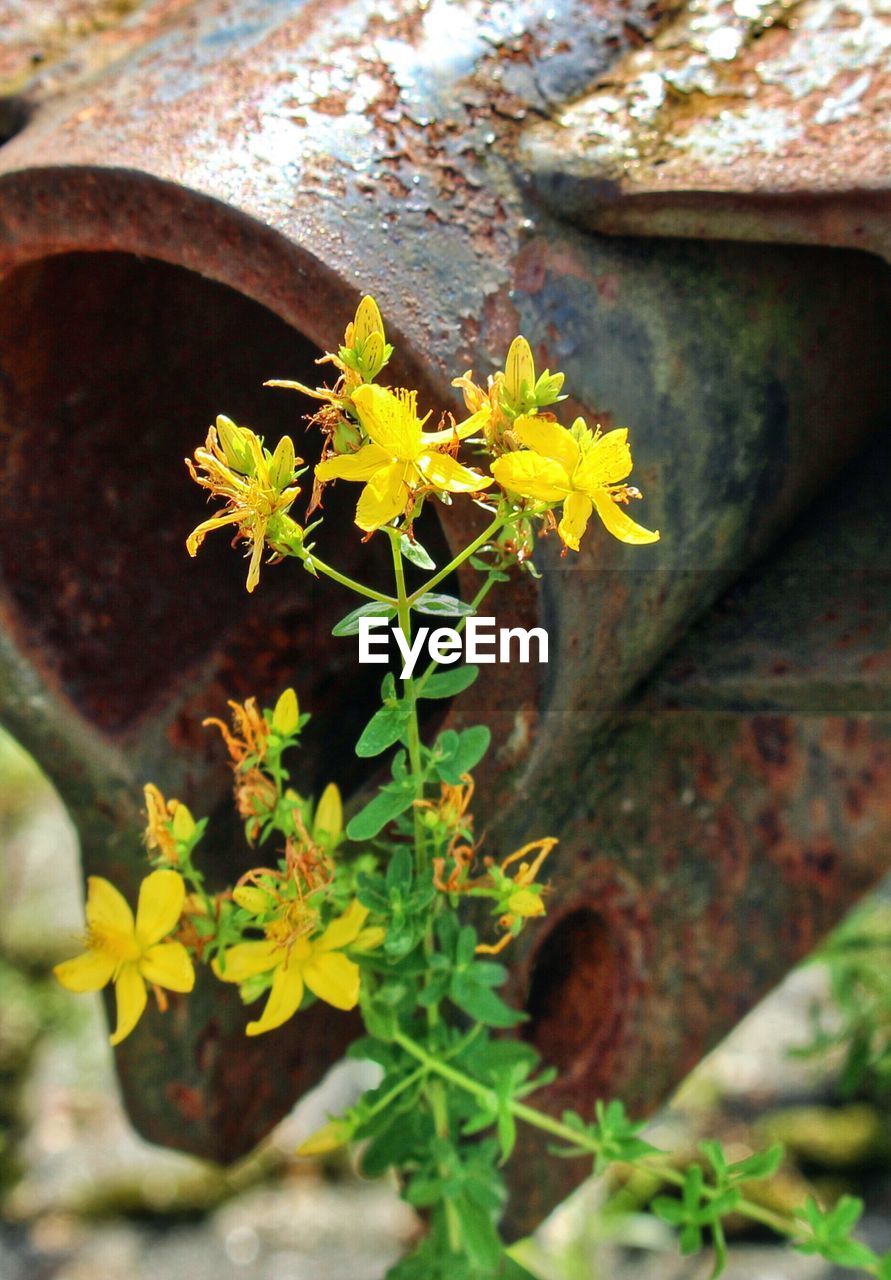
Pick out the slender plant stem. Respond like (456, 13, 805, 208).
(393, 1032, 815, 1250)
(388, 530, 426, 869)
(407, 514, 504, 605)
(304, 550, 396, 605)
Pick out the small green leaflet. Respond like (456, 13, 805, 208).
(418, 665, 479, 700)
(413, 593, 475, 618)
(346, 780, 416, 840)
(355, 702, 409, 758)
(399, 534, 436, 570)
(436, 726, 491, 783)
(332, 600, 396, 637)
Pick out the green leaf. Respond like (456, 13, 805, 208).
(400, 534, 436, 570)
(414, 592, 475, 618)
(728, 1143, 784, 1183)
(453, 1193, 503, 1273)
(437, 725, 491, 784)
(497, 1103, 517, 1162)
(386, 846, 414, 894)
(355, 703, 408, 758)
(419, 665, 479, 699)
(450, 973, 525, 1028)
(332, 600, 396, 637)
(346, 781, 415, 840)
(361, 1112, 424, 1176)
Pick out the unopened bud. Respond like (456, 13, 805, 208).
(171, 802, 196, 843)
(297, 1118, 355, 1157)
(216, 415, 252, 473)
(273, 687, 300, 736)
(313, 782, 343, 841)
(233, 885, 272, 914)
(269, 435, 296, 491)
(503, 336, 535, 405)
(351, 295, 385, 346)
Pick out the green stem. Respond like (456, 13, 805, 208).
(388, 530, 426, 870)
(363, 1066, 428, 1123)
(429, 1079, 463, 1251)
(413, 571, 500, 698)
(304, 551, 396, 605)
(407, 514, 504, 605)
(392, 1033, 821, 1254)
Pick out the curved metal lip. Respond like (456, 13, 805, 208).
(0, 162, 447, 404)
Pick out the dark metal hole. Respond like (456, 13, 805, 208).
(0, 250, 454, 797)
(0, 97, 32, 147)
(523, 907, 623, 1077)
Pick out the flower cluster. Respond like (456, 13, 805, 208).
(184, 296, 658, 592)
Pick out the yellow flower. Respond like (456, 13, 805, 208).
(315, 384, 492, 531)
(476, 838, 557, 956)
(491, 415, 659, 552)
(54, 871, 194, 1045)
(213, 900, 373, 1035)
(186, 418, 303, 592)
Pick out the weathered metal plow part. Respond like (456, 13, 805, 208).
(521, 0, 891, 261)
(0, 0, 888, 1223)
(502, 427, 891, 1235)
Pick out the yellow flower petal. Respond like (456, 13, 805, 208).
(355, 462, 411, 531)
(575, 428, 633, 490)
(54, 949, 116, 992)
(591, 489, 660, 545)
(557, 491, 593, 552)
(303, 951, 361, 1011)
(186, 510, 242, 557)
(213, 939, 280, 983)
(352, 385, 420, 458)
(135, 869, 186, 949)
(245, 530, 265, 594)
(86, 876, 135, 937)
(313, 782, 342, 841)
(246, 960, 305, 1035)
(491, 451, 570, 503)
(315, 442, 392, 482)
(318, 900, 368, 952)
(353, 926, 386, 952)
(422, 405, 491, 445)
(514, 416, 580, 476)
(140, 941, 195, 993)
(417, 450, 494, 494)
(110, 963, 147, 1045)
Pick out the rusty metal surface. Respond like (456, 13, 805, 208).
(0, 0, 889, 1230)
(522, 0, 891, 259)
(502, 429, 891, 1234)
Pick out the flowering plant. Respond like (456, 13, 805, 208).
(55, 298, 887, 1279)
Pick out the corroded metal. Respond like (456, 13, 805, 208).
(0, 0, 889, 1233)
(522, 0, 891, 260)
(503, 428, 891, 1233)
